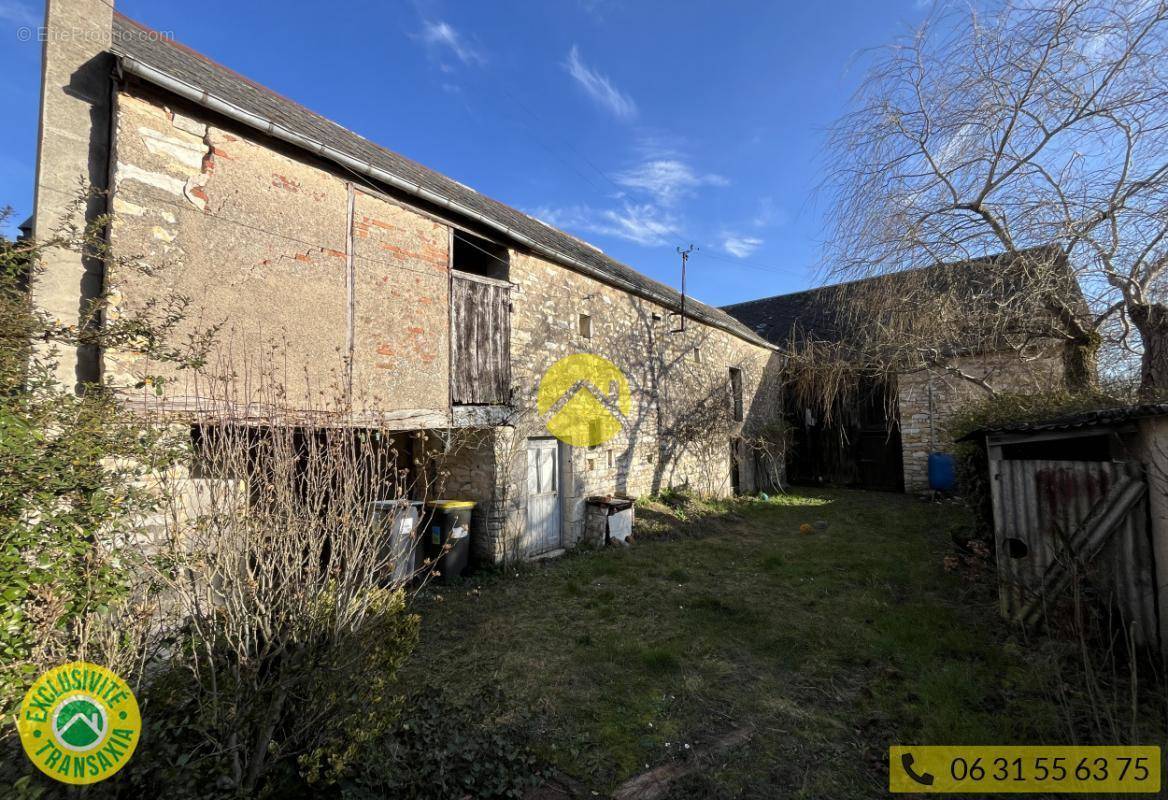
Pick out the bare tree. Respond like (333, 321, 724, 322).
(825, 0, 1168, 391)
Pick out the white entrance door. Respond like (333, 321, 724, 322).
(525, 438, 561, 555)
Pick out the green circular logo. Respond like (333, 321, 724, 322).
(53, 696, 108, 751)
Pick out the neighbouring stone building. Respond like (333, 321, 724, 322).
(29, 0, 784, 563)
(894, 352, 1066, 492)
(722, 256, 1086, 493)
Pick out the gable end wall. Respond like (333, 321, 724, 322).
(897, 347, 1068, 492)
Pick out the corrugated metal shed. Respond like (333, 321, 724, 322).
(979, 404, 1168, 652)
(990, 458, 1157, 646)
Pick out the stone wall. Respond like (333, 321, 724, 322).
(30, 0, 114, 390)
(95, 84, 784, 565)
(107, 87, 450, 421)
(477, 251, 784, 561)
(429, 251, 787, 563)
(429, 428, 508, 562)
(897, 348, 1068, 491)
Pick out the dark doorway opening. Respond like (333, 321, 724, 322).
(784, 376, 904, 492)
(730, 438, 742, 494)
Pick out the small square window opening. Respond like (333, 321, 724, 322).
(452, 229, 508, 280)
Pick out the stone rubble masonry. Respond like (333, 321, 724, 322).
(477, 251, 784, 561)
(31, 1, 1077, 565)
(384, 241, 787, 563)
(896, 349, 1068, 492)
(34, 2, 784, 563)
(90, 86, 785, 563)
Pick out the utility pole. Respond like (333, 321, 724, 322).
(675, 244, 696, 332)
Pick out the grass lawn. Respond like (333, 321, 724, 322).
(401, 489, 1153, 798)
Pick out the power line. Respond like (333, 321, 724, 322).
(698, 248, 797, 276)
(45, 0, 799, 283)
(108, 7, 794, 284)
(494, 83, 627, 197)
(42, 179, 962, 328)
(38, 1, 540, 277)
(488, 91, 615, 202)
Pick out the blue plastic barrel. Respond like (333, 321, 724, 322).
(928, 452, 957, 491)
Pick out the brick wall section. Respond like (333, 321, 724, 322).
(107, 88, 449, 419)
(897, 349, 1068, 492)
(349, 190, 449, 415)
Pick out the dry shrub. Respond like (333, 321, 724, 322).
(110, 356, 482, 796)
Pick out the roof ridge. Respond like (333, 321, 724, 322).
(109, 14, 772, 349)
(720, 245, 1064, 311)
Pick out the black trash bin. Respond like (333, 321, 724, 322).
(368, 499, 424, 585)
(424, 500, 475, 582)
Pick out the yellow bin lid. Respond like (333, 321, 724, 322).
(426, 500, 476, 510)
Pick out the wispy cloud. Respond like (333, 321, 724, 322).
(936, 122, 977, 171)
(751, 196, 788, 228)
(0, 0, 38, 27)
(531, 135, 729, 249)
(577, 0, 613, 18)
(722, 234, 764, 258)
(532, 202, 679, 247)
(615, 158, 727, 207)
(415, 20, 486, 66)
(564, 45, 637, 119)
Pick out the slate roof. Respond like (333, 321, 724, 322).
(721, 248, 1081, 349)
(721, 282, 858, 345)
(108, 15, 772, 350)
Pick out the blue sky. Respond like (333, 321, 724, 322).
(0, 0, 932, 306)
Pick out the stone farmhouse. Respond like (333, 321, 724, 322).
(30, 0, 785, 563)
(28, 0, 1081, 561)
(723, 252, 1089, 493)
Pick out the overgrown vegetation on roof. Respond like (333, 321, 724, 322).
(949, 390, 1130, 540)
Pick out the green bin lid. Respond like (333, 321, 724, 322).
(426, 500, 476, 510)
